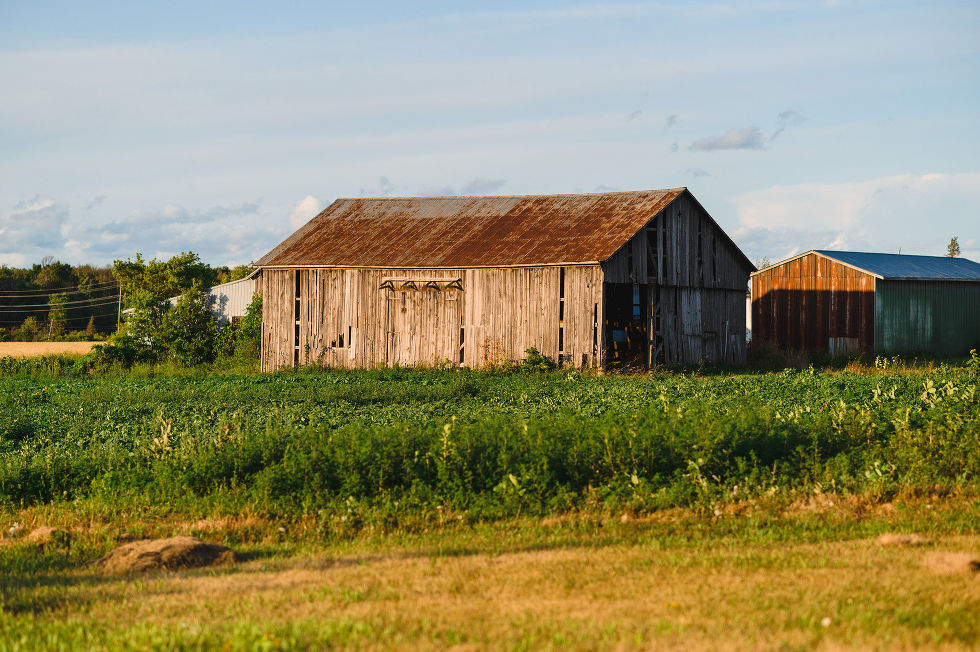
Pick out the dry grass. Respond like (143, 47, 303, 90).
(3, 506, 980, 650)
(0, 341, 96, 358)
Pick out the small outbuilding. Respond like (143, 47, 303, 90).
(751, 250, 980, 356)
(255, 188, 755, 371)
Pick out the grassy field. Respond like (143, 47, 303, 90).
(0, 342, 97, 358)
(1, 359, 978, 649)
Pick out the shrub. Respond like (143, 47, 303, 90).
(156, 284, 219, 366)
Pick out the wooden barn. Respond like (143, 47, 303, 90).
(255, 188, 754, 371)
(751, 250, 980, 356)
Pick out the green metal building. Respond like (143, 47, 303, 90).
(752, 250, 980, 357)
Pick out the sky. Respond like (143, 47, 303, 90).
(1, 0, 978, 268)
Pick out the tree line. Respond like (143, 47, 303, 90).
(0, 253, 254, 345)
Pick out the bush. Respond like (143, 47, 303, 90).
(16, 316, 41, 342)
(157, 285, 219, 365)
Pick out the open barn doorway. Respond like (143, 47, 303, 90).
(604, 283, 648, 369)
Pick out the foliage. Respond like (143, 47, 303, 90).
(217, 294, 262, 359)
(156, 284, 220, 365)
(520, 347, 556, 372)
(112, 251, 217, 309)
(16, 316, 40, 342)
(0, 364, 977, 525)
(0, 260, 116, 338)
(46, 293, 67, 337)
(947, 236, 960, 257)
(215, 264, 255, 284)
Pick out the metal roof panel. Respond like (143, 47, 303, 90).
(813, 250, 980, 280)
(256, 189, 695, 268)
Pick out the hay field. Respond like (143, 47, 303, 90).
(0, 341, 97, 358)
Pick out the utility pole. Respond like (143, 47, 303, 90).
(116, 283, 122, 331)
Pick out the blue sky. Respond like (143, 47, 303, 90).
(1, 0, 978, 267)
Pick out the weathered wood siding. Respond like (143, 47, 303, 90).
(751, 252, 875, 354)
(601, 192, 750, 365)
(261, 265, 603, 371)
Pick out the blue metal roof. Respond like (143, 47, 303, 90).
(814, 250, 980, 280)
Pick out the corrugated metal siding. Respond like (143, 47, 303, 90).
(874, 280, 980, 355)
(208, 278, 257, 325)
(751, 252, 875, 353)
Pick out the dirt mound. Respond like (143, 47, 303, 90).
(876, 532, 928, 547)
(27, 526, 72, 549)
(98, 535, 239, 573)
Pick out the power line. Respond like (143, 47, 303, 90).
(0, 298, 122, 313)
(0, 311, 120, 325)
(0, 294, 125, 309)
(0, 281, 120, 298)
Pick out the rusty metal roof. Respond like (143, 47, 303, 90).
(257, 189, 691, 268)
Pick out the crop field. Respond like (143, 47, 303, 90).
(1, 359, 979, 649)
(0, 342, 97, 358)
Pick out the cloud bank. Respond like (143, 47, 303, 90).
(733, 172, 980, 262)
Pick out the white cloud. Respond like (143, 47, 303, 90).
(689, 127, 765, 151)
(0, 197, 68, 253)
(733, 172, 980, 261)
(289, 195, 322, 228)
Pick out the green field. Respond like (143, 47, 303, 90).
(1, 359, 979, 649)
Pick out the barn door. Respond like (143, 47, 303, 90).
(384, 287, 461, 367)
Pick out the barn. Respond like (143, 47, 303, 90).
(254, 188, 755, 371)
(751, 250, 980, 356)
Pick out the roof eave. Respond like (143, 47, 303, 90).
(750, 250, 884, 279)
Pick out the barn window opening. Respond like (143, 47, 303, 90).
(293, 270, 301, 367)
(558, 266, 566, 364)
(348, 326, 352, 348)
(592, 303, 598, 361)
(647, 226, 658, 281)
(712, 238, 718, 283)
(632, 284, 641, 320)
(697, 219, 704, 284)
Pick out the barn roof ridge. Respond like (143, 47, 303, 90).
(256, 187, 753, 270)
(330, 187, 689, 202)
(753, 249, 980, 281)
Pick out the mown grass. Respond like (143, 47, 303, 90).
(0, 360, 978, 649)
(1, 495, 979, 650)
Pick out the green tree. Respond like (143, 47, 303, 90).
(47, 293, 67, 338)
(112, 252, 218, 308)
(755, 257, 772, 270)
(947, 237, 961, 257)
(156, 284, 219, 365)
(17, 316, 40, 342)
(215, 263, 255, 284)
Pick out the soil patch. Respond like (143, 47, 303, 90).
(98, 536, 239, 573)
